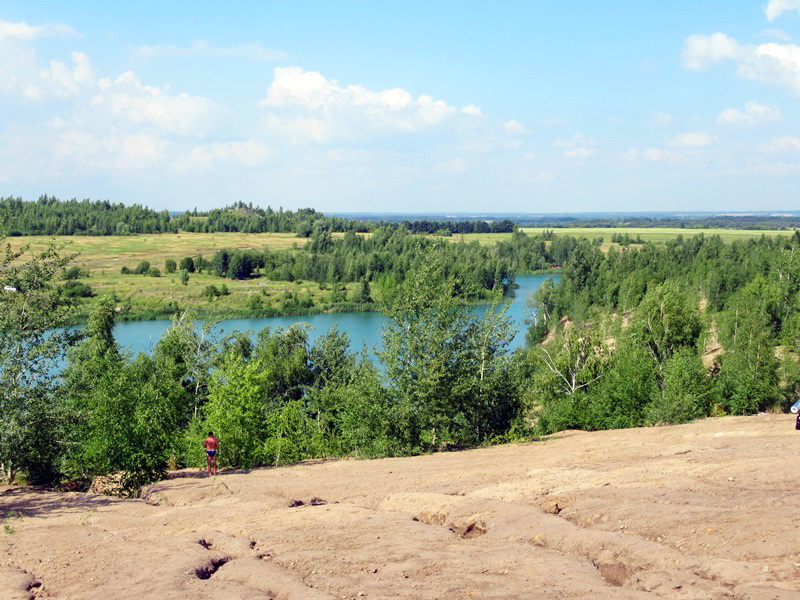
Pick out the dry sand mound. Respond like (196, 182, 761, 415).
(3, 414, 800, 599)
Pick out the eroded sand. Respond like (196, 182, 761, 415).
(2, 414, 800, 599)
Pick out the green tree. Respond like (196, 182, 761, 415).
(380, 258, 517, 450)
(0, 240, 78, 483)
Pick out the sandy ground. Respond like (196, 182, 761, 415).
(2, 414, 800, 599)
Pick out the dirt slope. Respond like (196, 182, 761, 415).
(2, 413, 800, 599)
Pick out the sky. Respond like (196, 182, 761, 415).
(2, 1, 800, 213)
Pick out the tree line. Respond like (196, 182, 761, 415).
(0, 197, 516, 237)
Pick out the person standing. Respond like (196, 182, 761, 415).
(203, 431, 219, 476)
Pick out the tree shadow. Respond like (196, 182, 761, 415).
(0, 486, 117, 519)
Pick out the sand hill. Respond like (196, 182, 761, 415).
(2, 413, 799, 599)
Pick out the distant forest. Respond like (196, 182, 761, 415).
(18, 196, 799, 236)
(0, 196, 514, 236)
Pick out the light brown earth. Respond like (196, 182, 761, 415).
(2, 413, 800, 599)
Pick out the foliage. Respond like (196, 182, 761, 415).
(0, 239, 78, 483)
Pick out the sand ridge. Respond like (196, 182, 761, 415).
(2, 413, 800, 599)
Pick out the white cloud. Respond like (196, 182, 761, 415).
(759, 28, 792, 42)
(563, 148, 598, 160)
(759, 135, 800, 153)
(683, 33, 740, 70)
(174, 141, 272, 173)
(667, 131, 715, 148)
(766, 0, 800, 21)
(91, 71, 221, 136)
(435, 158, 466, 174)
(50, 130, 168, 171)
(554, 132, 595, 148)
(259, 66, 473, 143)
(643, 148, 673, 162)
(519, 170, 556, 183)
(716, 101, 782, 126)
(683, 32, 800, 94)
(134, 40, 287, 61)
(503, 119, 526, 135)
(29, 51, 94, 100)
(554, 132, 596, 160)
(650, 111, 673, 127)
(0, 19, 76, 42)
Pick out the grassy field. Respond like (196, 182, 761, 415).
(3, 232, 308, 274)
(3, 233, 367, 321)
(519, 227, 796, 243)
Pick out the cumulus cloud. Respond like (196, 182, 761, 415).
(759, 135, 800, 153)
(259, 66, 480, 142)
(682, 33, 740, 70)
(766, 0, 800, 21)
(759, 28, 792, 42)
(650, 111, 673, 127)
(503, 119, 526, 135)
(24, 51, 94, 100)
(174, 141, 272, 173)
(91, 71, 221, 136)
(554, 133, 597, 160)
(554, 132, 595, 148)
(134, 40, 287, 61)
(435, 158, 466, 174)
(683, 32, 800, 94)
(716, 101, 782, 126)
(667, 131, 715, 148)
(0, 19, 76, 41)
(642, 148, 674, 162)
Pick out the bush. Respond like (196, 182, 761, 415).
(164, 259, 177, 274)
(62, 266, 88, 280)
(147, 267, 161, 277)
(62, 280, 94, 298)
(203, 285, 220, 300)
(179, 257, 195, 273)
(135, 261, 150, 275)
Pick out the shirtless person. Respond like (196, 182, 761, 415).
(203, 431, 219, 476)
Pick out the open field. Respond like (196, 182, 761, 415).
(3, 233, 365, 320)
(3, 232, 309, 274)
(2, 413, 799, 599)
(520, 227, 796, 243)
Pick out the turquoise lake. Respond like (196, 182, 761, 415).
(105, 274, 557, 359)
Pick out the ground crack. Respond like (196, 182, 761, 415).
(194, 557, 229, 580)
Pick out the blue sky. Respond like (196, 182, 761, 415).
(2, 1, 800, 213)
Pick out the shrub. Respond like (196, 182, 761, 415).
(62, 280, 94, 298)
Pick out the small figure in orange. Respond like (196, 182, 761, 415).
(202, 431, 219, 476)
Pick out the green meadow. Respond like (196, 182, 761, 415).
(519, 227, 795, 243)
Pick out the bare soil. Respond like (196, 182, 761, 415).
(2, 413, 800, 599)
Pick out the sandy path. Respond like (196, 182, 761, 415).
(2, 413, 800, 599)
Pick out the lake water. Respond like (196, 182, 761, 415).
(107, 274, 557, 359)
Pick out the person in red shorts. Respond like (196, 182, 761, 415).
(202, 431, 219, 476)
